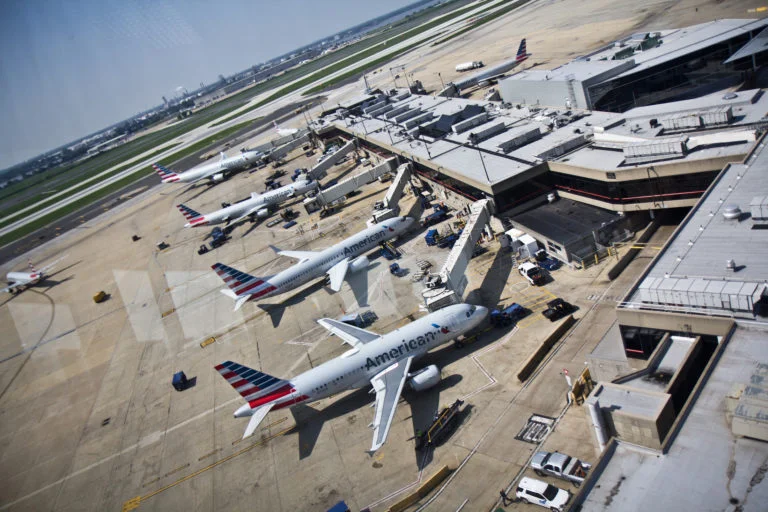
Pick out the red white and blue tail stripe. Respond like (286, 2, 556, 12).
(177, 204, 207, 226)
(211, 263, 269, 297)
(153, 163, 180, 183)
(516, 38, 528, 61)
(215, 361, 297, 408)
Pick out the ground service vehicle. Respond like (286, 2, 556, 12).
(541, 298, 575, 322)
(519, 262, 545, 285)
(530, 451, 591, 486)
(516, 477, 570, 511)
(415, 399, 464, 450)
(490, 303, 527, 327)
(455, 61, 483, 72)
(421, 205, 448, 227)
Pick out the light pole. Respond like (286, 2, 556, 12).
(437, 72, 445, 90)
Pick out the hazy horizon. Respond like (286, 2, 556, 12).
(0, 0, 423, 170)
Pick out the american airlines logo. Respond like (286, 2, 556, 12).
(343, 229, 389, 256)
(365, 328, 442, 370)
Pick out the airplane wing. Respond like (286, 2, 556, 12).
(269, 245, 317, 263)
(230, 204, 264, 226)
(326, 258, 349, 292)
(317, 318, 380, 348)
(369, 356, 413, 452)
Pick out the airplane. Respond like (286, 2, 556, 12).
(212, 216, 414, 310)
(274, 121, 299, 137)
(153, 148, 264, 185)
(2, 255, 65, 294)
(451, 39, 530, 93)
(215, 302, 488, 451)
(177, 178, 318, 228)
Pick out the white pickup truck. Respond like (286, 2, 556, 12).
(530, 451, 591, 487)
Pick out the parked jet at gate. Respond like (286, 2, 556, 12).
(216, 303, 487, 451)
(212, 216, 414, 310)
(2, 255, 65, 294)
(177, 179, 317, 228)
(153, 149, 263, 185)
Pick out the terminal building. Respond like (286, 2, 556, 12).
(498, 18, 768, 112)
(574, 132, 768, 512)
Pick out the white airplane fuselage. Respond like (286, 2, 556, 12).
(241, 216, 413, 303)
(171, 150, 263, 184)
(233, 303, 488, 417)
(185, 180, 317, 227)
(6, 271, 42, 289)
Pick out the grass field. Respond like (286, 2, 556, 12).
(430, 0, 530, 46)
(205, 0, 489, 126)
(0, 143, 181, 230)
(0, 119, 259, 246)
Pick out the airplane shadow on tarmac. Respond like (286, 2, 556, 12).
(286, 372, 463, 463)
(280, 317, 514, 464)
(259, 262, 379, 327)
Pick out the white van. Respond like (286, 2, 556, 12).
(515, 477, 570, 511)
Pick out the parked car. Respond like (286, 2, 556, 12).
(541, 298, 575, 322)
(530, 451, 591, 486)
(519, 262, 545, 286)
(515, 477, 570, 511)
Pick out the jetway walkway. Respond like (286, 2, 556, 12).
(369, 162, 412, 225)
(308, 139, 357, 180)
(302, 157, 397, 212)
(422, 199, 493, 312)
(266, 133, 311, 161)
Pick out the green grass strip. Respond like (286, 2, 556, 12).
(431, 0, 530, 46)
(208, 1, 490, 126)
(0, 119, 258, 246)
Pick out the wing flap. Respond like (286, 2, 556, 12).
(369, 356, 413, 452)
(317, 318, 380, 348)
(327, 258, 349, 292)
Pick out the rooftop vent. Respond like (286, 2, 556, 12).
(723, 92, 738, 100)
(723, 204, 742, 220)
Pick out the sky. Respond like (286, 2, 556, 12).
(0, 0, 419, 169)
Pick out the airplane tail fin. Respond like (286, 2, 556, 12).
(516, 38, 527, 60)
(211, 262, 269, 300)
(177, 204, 207, 227)
(153, 163, 180, 183)
(214, 360, 292, 404)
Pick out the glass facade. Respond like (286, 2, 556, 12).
(546, 170, 720, 206)
(588, 33, 764, 112)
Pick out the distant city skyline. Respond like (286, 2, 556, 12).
(0, 0, 421, 170)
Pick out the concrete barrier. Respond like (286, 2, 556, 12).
(607, 218, 662, 281)
(517, 315, 576, 382)
(386, 465, 452, 512)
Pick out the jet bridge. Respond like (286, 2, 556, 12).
(302, 158, 397, 213)
(422, 199, 493, 312)
(265, 133, 312, 162)
(308, 139, 357, 180)
(369, 162, 412, 225)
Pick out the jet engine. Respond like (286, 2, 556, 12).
(349, 255, 369, 273)
(407, 365, 441, 392)
(255, 208, 270, 219)
(212, 173, 225, 182)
